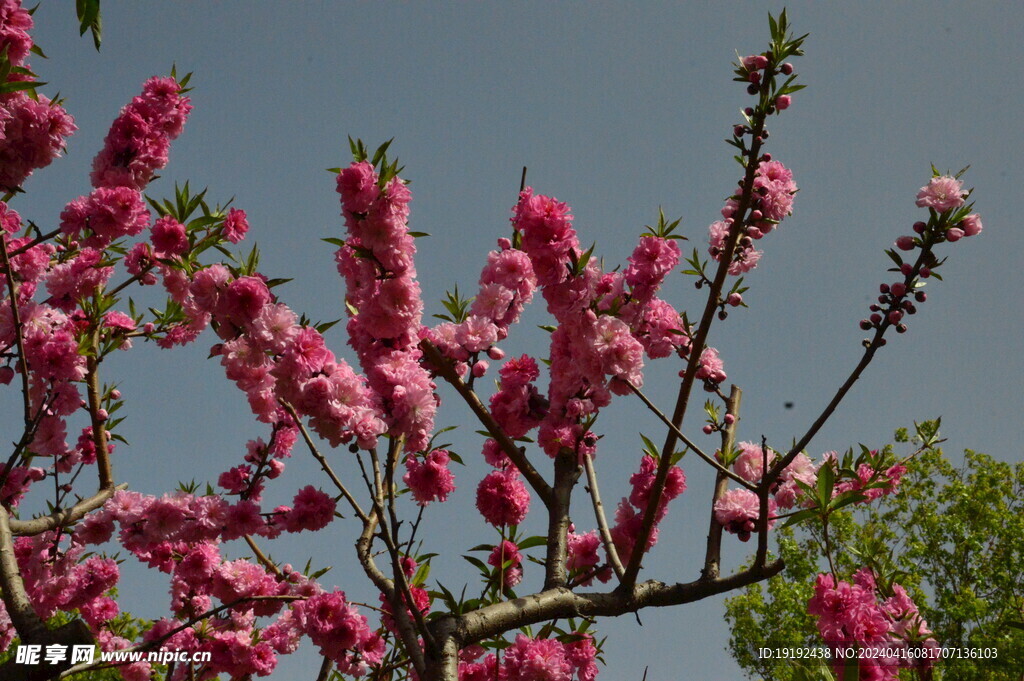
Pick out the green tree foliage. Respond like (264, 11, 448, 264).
(724, 421, 1024, 680)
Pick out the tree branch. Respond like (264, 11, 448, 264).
(9, 483, 125, 536)
(702, 386, 741, 580)
(622, 115, 768, 589)
(420, 339, 553, 507)
(280, 401, 369, 523)
(455, 558, 784, 645)
(582, 453, 625, 581)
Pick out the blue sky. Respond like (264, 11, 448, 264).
(11, 2, 1023, 679)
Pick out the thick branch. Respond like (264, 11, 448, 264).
(542, 453, 578, 590)
(9, 483, 125, 536)
(356, 510, 428, 676)
(84, 333, 113, 490)
(420, 340, 553, 506)
(0, 504, 45, 641)
(454, 559, 784, 645)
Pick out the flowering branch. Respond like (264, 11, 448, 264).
(621, 108, 769, 590)
(420, 339, 553, 506)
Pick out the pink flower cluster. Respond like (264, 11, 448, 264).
(292, 590, 382, 674)
(566, 526, 608, 586)
(709, 160, 797, 274)
(426, 241, 537, 378)
(476, 466, 531, 527)
(0, 92, 76, 191)
(336, 161, 437, 452)
(458, 633, 597, 681)
(808, 568, 937, 680)
(90, 76, 192, 190)
(510, 188, 689, 462)
(713, 488, 777, 542)
(489, 355, 547, 439)
(610, 454, 686, 560)
(4, 531, 119, 638)
(403, 448, 457, 505)
(0, 3, 77, 189)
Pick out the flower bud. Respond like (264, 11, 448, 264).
(733, 125, 746, 137)
(472, 361, 488, 378)
(776, 95, 791, 110)
(860, 320, 873, 330)
(912, 221, 926, 234)
(895, 236, 915, 251)
(702, 424, 714, 435)
(888, 311, 903, 324)
(727, 293, 743, 307)
(920, 267, 931, 278)
(915, 291, 927, 303)
(0, 366, 13, 385)
(497, 237, 512, 250)
(890, 282, 906, 297)
(487, 346, 505, 360)
(781, 63, 794, 75)
(960, 213, 982, 236)
(900, 263, 913, 276)
(724, 413, 735, 425)
(945, 227, 964, 242)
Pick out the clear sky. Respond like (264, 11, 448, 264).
(11, 2, 1023, 679)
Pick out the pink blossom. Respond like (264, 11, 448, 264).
(403, 449, 457, 505)
(283, 486, 337, 533)
(337, 161, 380, 214)
(476, 468, 531, 527)
(501, 635, 572, 681)
(223, 207, 250, 243)
(695, 346, 727, 385)
(732, 441, 777, 484)
(714, 488, 776, 542)
(959, 213, 982, 237)
(915, 175, 966, 212)
(150, 214, 188, 256)
(60, 186, 150, 247)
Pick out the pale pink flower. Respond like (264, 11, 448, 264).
(915, 175, 966, 212)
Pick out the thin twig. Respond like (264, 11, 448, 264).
(1, 235, 32, 431)
(582, 454, 625, 580)
(243, 535, 283, 578)
(281, 401, 368, 523)
(703, 386, 741, 580)
(7, 228, 60, 258)
(625, 380, 755, 491)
